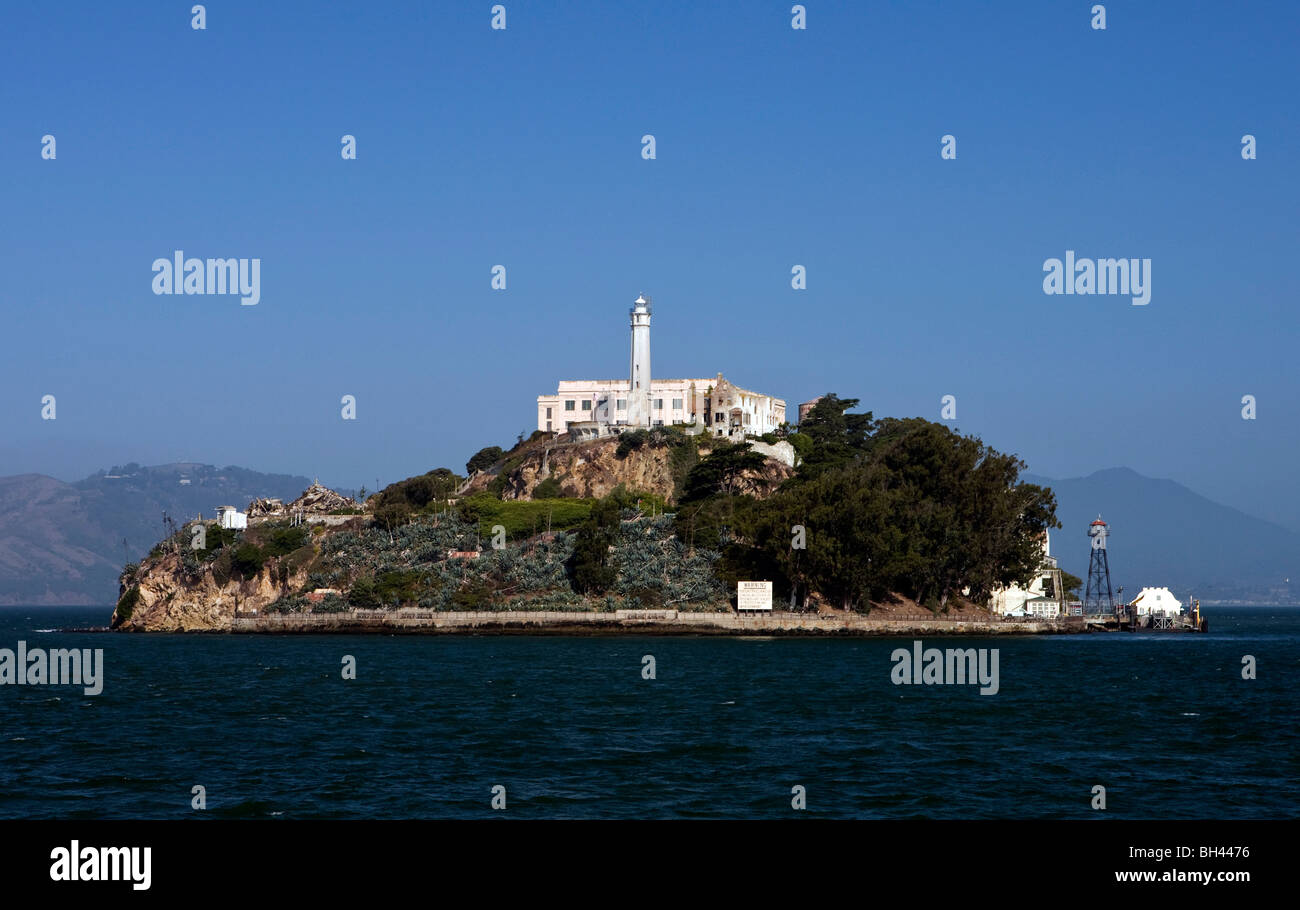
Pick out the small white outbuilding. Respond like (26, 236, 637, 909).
(216, 505, 247, 530)
(1131, 586, 1183, 616)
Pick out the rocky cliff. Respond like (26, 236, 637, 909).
(463, 435, 793, 503)
(113, 548, 312, 632)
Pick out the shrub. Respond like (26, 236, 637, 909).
(616, 430, 649, 458)
(348, 576, 378, 608)
(533, 477, 563, 499)
(262, 526, 309, 557)
(373, 569, 422, 606)
(211, 550, 233, 585)
(451, 579, 493, 610)
(230, 544, 265, 578)
(115, 585, 141, 623)
(466, 446, 505, 475)
(374, 501, 413, 532)
(457, 493, 592, 538)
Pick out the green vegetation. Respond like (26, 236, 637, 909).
(785, 393, 874, 483)
(349, 569, 423, 608)
(1048, 569, 1084, 600)
(230, 544, 266, 578)
(466, 446, 505, 475)
(680, 444, 767, 503)
(567, 498, 621, 594)
(200, 389, 1057, 619)
(616, 429, 649, 458)
(457, 492, 592, 538)
(676, 397, 1058, 612)
(258, 525, 309, 557)
(115, 584, 141, 622)
(372, 468, 463, 514)
(532, 477, 564, 499)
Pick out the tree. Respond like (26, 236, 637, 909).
(787, 432, 813, 464)
(1054, 569, 1083, 600)
(374, 501, 412, 536)
(466, 446, 505, 475)
(730, 416, 1059, 612)
(567, 497, 620, 594)
(791, 394, 874, 482)
(680, 446, 767, 503)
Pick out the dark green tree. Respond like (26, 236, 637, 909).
(681, 445, 767, 503)
(790, 394, 875, 482)
(567, 497, 621, 594)
(466, 446, 505, 475)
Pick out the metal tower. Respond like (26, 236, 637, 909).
(1083, 516, 1114, 615)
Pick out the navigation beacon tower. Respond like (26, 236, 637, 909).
(625, 293, 653, 427)
(1083, 516, 1115, 615)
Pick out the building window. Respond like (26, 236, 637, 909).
(655, 399, 663, 409)
(565, 400, 576, 411)
(581, 400, 592, 411)
(672, 398, 683, 409)
(716, 412, 724, 422)
(616, 399, 626, 410)
(545, 407, 552, 418)
(546, 420, 552, 431)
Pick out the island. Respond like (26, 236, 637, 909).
(111, 394, 1082, 636)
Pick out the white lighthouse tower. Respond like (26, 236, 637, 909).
(626, 293, 653, 427)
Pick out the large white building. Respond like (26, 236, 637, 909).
(536, 294, 785, 440)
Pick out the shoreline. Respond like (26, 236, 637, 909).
(104, 608, 1086, 636)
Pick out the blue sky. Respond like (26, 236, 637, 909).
(1, 1, 1297, 527)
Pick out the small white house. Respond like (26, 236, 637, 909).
(1130, 586, 1183, 616)
(216, 505, 247, 530)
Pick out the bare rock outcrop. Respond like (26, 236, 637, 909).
(112, 550, 312, 632)
(460, 437, 793, 503)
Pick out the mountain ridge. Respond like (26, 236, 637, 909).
(1024, 467, 1299, 603)
(0, 462, 316, 605)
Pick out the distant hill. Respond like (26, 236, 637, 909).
(1025, 467, 1300, 604)
(0, 463, 314, 605)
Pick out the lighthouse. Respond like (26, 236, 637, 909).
(626, 293, 653, 427)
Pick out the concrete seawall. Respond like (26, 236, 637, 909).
(229, 609, 1080, 636)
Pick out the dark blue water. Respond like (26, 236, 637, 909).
(0, 607, 1296, 818)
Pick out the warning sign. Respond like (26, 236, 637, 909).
(737, 581, 773, 611)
